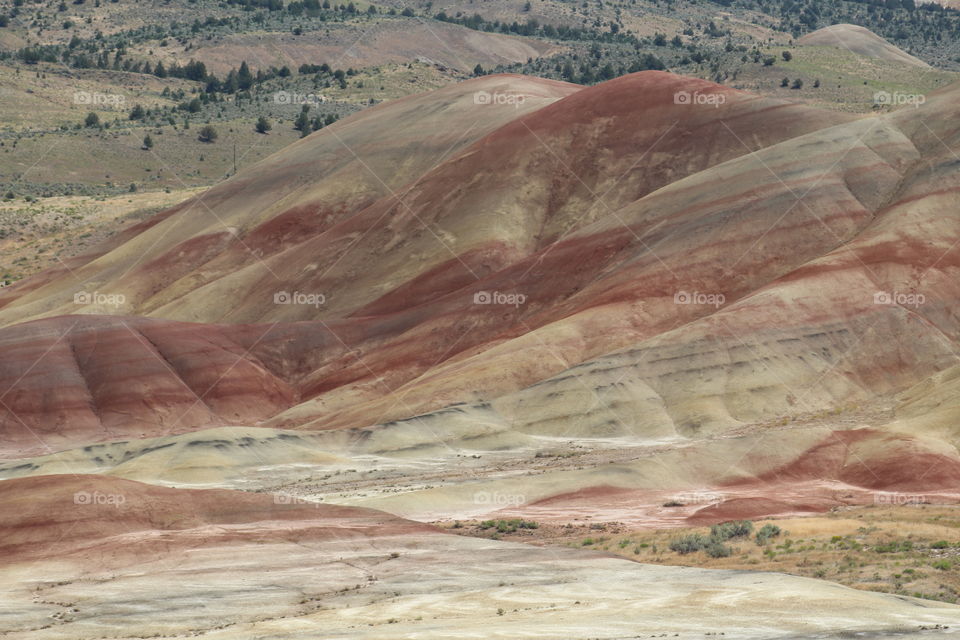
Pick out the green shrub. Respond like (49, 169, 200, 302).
(479, 518, 538, 534)
(670, 534, 711, 554)
(197, 125, 218, 143)
(755, 524, 782, 545)
(706, 542, 733, 558)
(874, 540, 913, 553)
(711, 520, 753, 541)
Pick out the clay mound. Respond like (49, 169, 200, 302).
(5, 70, 960, 640)
(3, 422, 959, 530)
(797, 24, 930, 68)
(267, 107, 915, 434)
(0, 314, 306, 458)
(305, 80, 960, 445)
(747, 429, 960, 492)
(686, 495, 841, 524)
(0, 474, 434, 566)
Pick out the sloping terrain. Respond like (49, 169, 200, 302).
(3, 70, 960, 636)
(2, 73, 960, 488)
(0, 315, 302, 458)
(797, 24, 932, 68)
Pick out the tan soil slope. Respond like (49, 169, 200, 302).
(174, 18, 562, 75)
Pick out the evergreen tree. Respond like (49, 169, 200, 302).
(237, 61, 253, 90)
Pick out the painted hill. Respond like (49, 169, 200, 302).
(0, 71, 865, 460)
(0, 72, 852, 327)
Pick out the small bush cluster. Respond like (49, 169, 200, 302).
(478, 519, 539, 534)
(670, 520, 755, 556)
(669, 533, 712, 554)
(706, 541, 733, 558)
(874, 540, 914, 553)
(711, 520, 754, 541)
(755, 524, 782, 545)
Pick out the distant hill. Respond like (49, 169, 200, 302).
(797, 23, 930, 68)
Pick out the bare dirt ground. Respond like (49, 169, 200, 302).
(0, 188, 202, 282)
